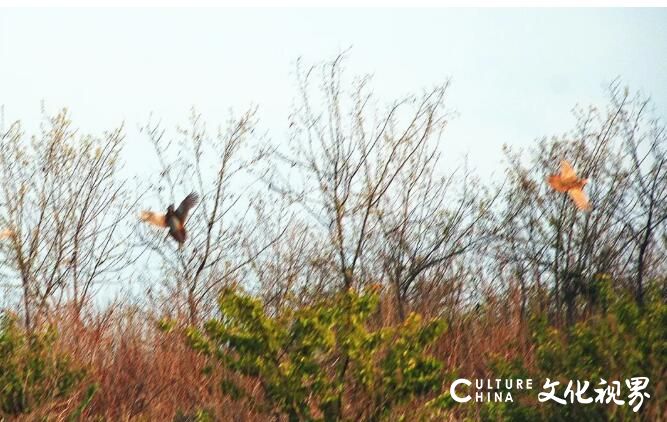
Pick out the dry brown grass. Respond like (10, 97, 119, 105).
(7, 287, 534, 421)
(34, 304, 250, 421)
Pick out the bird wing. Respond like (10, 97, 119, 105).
(175, 192, 199, 222)
(547, 175, 569, 192)
(560, 160, 577, 182)
(139, 211, 168, 228)
(568, 188, 592, 212)
(0, 228, 14, 240)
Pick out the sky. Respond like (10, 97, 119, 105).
(1, 8, 667, 179)
(1, 8, 666, 178)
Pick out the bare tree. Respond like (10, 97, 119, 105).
(616, 84, 667, 305)
(496, 81, 667, 325)
(0, 110, 135, 328)
(138, 108, 285, 323)
(266, 54, 496, 320)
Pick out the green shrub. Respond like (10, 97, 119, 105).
(0, 313, 88, 417)
(182, 287, 446, 421)
(481, 280, 666, 421)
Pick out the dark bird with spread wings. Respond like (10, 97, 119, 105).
(547, 160, 592, 212)
(140, 192, 199, 245)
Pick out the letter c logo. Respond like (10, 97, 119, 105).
(450, 379, 472, 403)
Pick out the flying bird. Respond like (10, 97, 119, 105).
(140, 192, 199, 245)
(0, 228, 14, 240)
(547, 160, 592, 211)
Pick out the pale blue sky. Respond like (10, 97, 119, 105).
(1, 8, 666, 178)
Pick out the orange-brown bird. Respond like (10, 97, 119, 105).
(547, 160, 592, 211)
(139, 192, 199, 245)
(0, 228, 14, 240)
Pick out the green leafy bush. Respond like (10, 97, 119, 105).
(0, 313, 87, 417)
(182, 287, 446, 421)
(481, 279, 666, 421)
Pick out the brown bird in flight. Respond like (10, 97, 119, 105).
(140, 192, 199, 245)
(547, 160, 592, 211)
